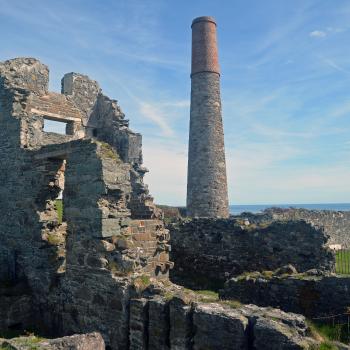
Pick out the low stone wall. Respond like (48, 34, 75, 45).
(265, 208, 350, 248)
(220, 271, 350, 318)
(169, 218, 334, 290)
(129, 296, 317, 350)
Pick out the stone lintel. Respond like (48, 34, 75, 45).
(31, 108, 81, 122)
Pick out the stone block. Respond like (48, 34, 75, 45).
(129, 299, 148, 350)
(148, 297, 170, 350)
(193, 303, 248, 350)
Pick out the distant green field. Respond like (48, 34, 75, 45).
(335, 250, 350, 274)
(55, 199, 63, 224)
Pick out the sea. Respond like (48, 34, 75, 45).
(229, 203, 350, 215)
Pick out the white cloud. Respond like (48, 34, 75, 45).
(310, 27, 346, 39)
(309, 30, 327, 38)
(139, 102, 174, 137)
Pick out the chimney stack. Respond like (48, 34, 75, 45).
(186, 16, 229, 218)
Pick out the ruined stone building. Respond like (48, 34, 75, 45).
(0, 57, 173, 348)
(0, 56, 325, 350)
(187, 16, 229, 218)
(1, 17, 348, 350)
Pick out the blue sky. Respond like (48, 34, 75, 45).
(1, 0, 350, 205)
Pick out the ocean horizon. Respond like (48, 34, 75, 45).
(229, 203, 350, 215)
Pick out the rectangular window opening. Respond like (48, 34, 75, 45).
(43, 118, 68, 135)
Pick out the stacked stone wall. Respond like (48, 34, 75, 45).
(0, 58, 171, 348)
(128, 296, 317, 350)
(221, 272, 350, 318)
(266, 208, 350, 248)
(169, 218, 334, 290)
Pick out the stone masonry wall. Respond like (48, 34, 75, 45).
(266, 208, 350, 248)
(128, 296, 317, 350)
(0, 58, 171, 349)
(221, 272, 350, 318)
(169, 218, 334, 290)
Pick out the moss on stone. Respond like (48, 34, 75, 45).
(97, 141, 120, 161)
(133, 274, 152, 292)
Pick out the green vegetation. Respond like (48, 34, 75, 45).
(318, 342, 338, 350)
(98, 141, 120, 161)
(308, 319, 350, 347)
(315, 322, 349, 344)
(0, 333, 45, 350)
(55, 199, 63, 224)
(335, 250, 350, 274)
(0, 345, 15, 350)
(132, 274, 152, 292)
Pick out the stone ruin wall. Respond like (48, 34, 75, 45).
(221, 272, 350, 319)
(169, 217, 335, 290)
(265, 207, 350, 248)
(0, 57, 171, 349)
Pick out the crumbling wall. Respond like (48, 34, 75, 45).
(128, 296, 317, 350)
(61, 72, 101, 125)
(221, 271, 350, 318)
(266, 208, 350, 248)
(62, 73, 161, 220)
(169, 218, 334, 290)
(0, 57, 171, 348)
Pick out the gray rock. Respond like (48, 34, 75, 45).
(193, 303, 248, 350)
(0, 332, 105, 350)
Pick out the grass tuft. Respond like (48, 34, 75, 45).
(98, 142, 120, 161)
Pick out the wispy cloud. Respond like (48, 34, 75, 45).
(139, 102, 174, 137)
(323, 58, 350, 75)
(309, 30, 327, 38)
(310, 26, 346, 38)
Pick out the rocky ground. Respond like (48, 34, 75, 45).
(0, 333, 104, 350)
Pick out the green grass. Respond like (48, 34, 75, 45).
(0, 334, 45, 350)
(335, 250, 350, 274)
(318, 342, 338, 350)
(55, 199, 63, 224)
(310, 320, 350, 344)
